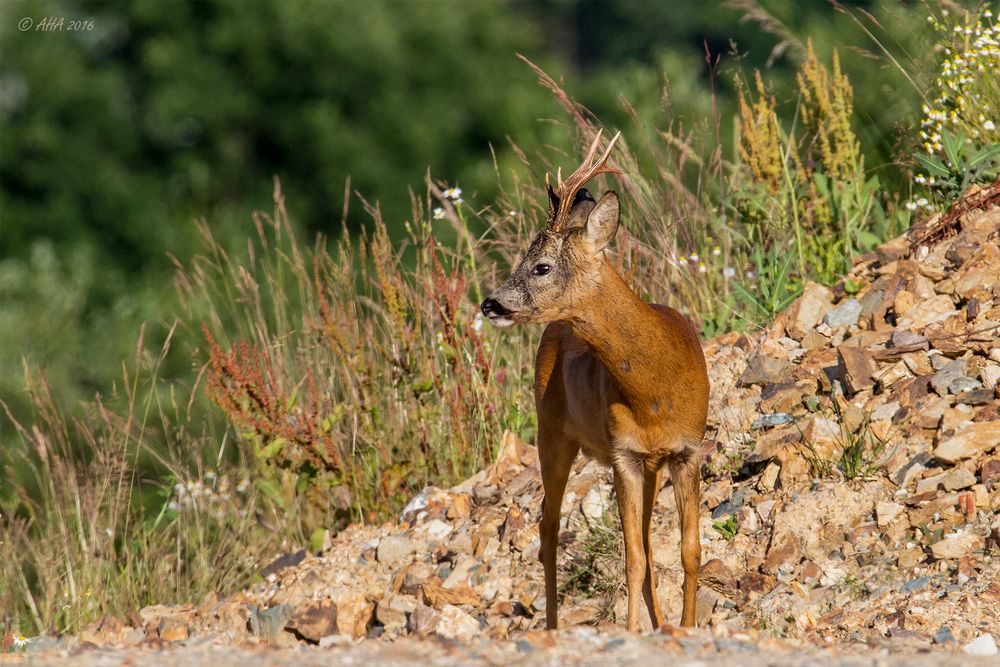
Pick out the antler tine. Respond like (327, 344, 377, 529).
(545, 171, 560, 220)
(578, 130, 622, 184)
(556, 130, 605, 192)
(594, 131, 621, 173)
(547, 129, 622, 231)
(563, 130, 621, 190)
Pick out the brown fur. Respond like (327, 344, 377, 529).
(482, 188, 710, 631)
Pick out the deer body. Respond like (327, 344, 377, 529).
(543, 271, 708, 464)
(481, 132, 709, 631)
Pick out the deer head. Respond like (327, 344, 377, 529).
(481, 131, 622, 327)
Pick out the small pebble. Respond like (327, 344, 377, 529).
(751, 413, 796, 430)
(933, 626, 956, 645)
(605, 638, 626, 651)
(900, 576, 931, 594)
(963, 633, 998, 656)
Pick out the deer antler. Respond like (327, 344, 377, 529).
(546, 130, 622, 232)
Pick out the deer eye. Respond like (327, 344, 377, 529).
(533, 263, 552, 276)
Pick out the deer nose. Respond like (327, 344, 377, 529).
(480, 298, 512, 318)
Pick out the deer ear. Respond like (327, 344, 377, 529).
(584, 191, 620, 250)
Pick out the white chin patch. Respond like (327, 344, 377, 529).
(489, 317, 514, 328)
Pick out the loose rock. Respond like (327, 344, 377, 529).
(933, 421, 1000, 462)
(963, 633, 998, 657)
(824, 299, 862, 328)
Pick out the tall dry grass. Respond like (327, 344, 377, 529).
(176, 180, 540, 528)
(6, 16, 988, 636)
(0, 328, 288, 635)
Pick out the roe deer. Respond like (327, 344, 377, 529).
(480, 131, 709, 631)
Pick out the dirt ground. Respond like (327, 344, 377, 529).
(7, 191, 1000, 667)
(4, 629, 1000, 667)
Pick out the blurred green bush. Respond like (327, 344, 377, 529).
(0, 0, 938, 420)
(2, 0, 990, 635)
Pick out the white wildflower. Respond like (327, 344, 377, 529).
(432, 207, 446, 220)
(984, 120, 996, 130)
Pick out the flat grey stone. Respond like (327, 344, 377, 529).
(823, 299, 862, 328)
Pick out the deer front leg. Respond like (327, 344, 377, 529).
(641, 463, 665, 629)
(537, 430, 579, 630)
(669, 455, 702, 627)
(612, 453, 647, 632)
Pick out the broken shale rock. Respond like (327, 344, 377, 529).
(106, 196, 1000, 661)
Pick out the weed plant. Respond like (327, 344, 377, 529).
(3, 5, 998, 638)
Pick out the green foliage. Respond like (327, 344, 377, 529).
(0, 0, 943, 426)
(0, 0, 558, 424)
(0, 241, 176, 420)
(834, 408, 886, 481)
(1, 0, 555, 260)
(801, 399, 889, 481)
(712, 514, 740, 540)
(915, 131, 1000, 198)
(730, 44, 901, 287)
(0, 337, 294, 636)
(910, 7, 1000, 210)
(188, 183, 538, 528)
(731, 245, 803, 326)
(842, 278, 864, 296)
(0, 0, 984, 639)
(917, 522, 945, 546)
(560, 505, 623, 622)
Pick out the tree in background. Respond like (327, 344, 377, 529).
(1, 0, 938, 420)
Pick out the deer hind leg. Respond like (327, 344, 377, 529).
(669, 453, 702, 627)
(641, 462, 665, 629)
(612, 452, 647, 632)
(537, 428, 579, 630)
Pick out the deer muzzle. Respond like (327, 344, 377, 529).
(480, 297, 516, 327)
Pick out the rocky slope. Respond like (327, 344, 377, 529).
(10, 188, 1000, 664)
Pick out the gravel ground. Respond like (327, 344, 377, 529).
(8, 203, 1000, 667)
(4, 629, 998, 667)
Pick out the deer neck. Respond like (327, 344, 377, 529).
(568, 261, 676, 416)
